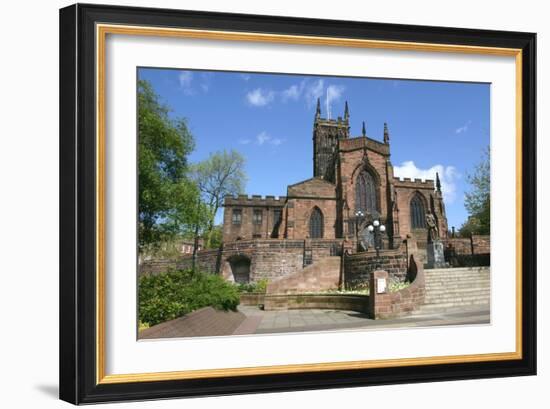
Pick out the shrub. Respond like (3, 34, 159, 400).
(235, 278, 269, 294)
(139, 269, 240, 327)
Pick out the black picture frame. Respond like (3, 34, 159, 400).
(59, 3, 536, 404)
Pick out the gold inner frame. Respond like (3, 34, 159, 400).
(95, 23, 523, 385)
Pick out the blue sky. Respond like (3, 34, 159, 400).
(138, 68, 490, 230)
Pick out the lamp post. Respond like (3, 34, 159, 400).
(367, 219, 386, 259)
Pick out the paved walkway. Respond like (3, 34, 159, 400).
(236, 305, 490, 335)
(139, 305, 490, 340)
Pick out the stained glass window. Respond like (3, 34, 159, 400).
(356, 170, 377, 213)
(410, 194, 426, 229)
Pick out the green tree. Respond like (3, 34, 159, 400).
(138, 79, 200, 250)
(207, 225, 224, 249)
(459, 147, 490, 236)
(191, 150, 247, 247)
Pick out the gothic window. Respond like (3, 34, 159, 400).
(253, 209, 263, 225)
(309, 207, 324, 239)
(232, 209, 242, 225)
(273, 209, 282, 226)
(271, 209, 282, 238)
(356, 170, 377, 213)
(410, 194, 426, 229)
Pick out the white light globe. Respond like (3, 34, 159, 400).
(373, 220, 380, 227)
(367, 225, 374, 232)
(380, 225, 386, 232)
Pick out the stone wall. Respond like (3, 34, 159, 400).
(266, 256, 341, 294)
(222, 195, 286, 242)
(338, 142, 389, 221)
(285, 177, 337, 239)
(343, 248, 408, 289)
(369, 255, 425, 319)
(140, 239, 343, 283)
(446, 235, 491, 255)
(471, 235, 491, 254)
(263, 294, 369, 313)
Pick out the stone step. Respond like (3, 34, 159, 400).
(426, 268, 489, 272)
(424, 273, 490, 279)
(425, 284, 490, 291)
(425, 278, 490, 285)
(421, 296, 490, 305)
(425, 295, 490, 304)
(426, 279, 490, 285)
(425, 285, 490, 291)
(412, 304, 490, 315)
(425, 270, 490, 276)
(425, 288, 490, 296)
(424, 294, 491, 304)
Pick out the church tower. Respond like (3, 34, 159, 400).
(312, 100, 350, 182)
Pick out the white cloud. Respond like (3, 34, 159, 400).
(393, 161, 460, 203)
(455, 120, 472, 134)
(326, 84, 345, 106)
(178, 71, 212, 95)
(178, 71, 193, 94)
(244, 78, 346, 113)
(240, 74, 251, 81)
(246, 88, 275, 107)
(238, 138, 252, 145)
(254, 131, 285, 147)
(256, 131, 271, 145)
(305, 79, 325, 107)
(282, 80, 306, 101)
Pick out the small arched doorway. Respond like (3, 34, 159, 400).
(228, 255, 251, 284)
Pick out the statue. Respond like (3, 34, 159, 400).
(426, 212, 439, 241)
(426, 212, 445, 268)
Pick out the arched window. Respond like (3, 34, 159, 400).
(309, 207, 324, 238)
(410, 194, 426, 229)
(356, 170, 377, 213)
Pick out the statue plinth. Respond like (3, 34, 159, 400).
(427, 239, 446, 269)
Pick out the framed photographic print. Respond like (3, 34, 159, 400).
(59, 3, 536, 404)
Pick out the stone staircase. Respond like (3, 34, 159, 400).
(412, 267, 490, 315)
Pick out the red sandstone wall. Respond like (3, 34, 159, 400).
(369, 255, 425, 319)
(266, 256, 341, 294)
(339, 147, 389, 220)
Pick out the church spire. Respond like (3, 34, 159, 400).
(362, 121, 366, 137)
(436, 172, 442, 192)
(383, 122, 390, 144)
(315, 98, 321, 119)
(344, 101, 349, 121)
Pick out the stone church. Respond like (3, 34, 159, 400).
(222, 100, 448, 249)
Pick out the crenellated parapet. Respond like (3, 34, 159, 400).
(392, 177, 435, 190)
(224, 194, 287, 207)
(339, 136, 390, 156)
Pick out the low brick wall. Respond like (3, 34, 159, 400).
(139, 249, 221, 277)
(369, 255, 425, 319)
(239, 293, 265, 306)
(446, 235, 490, 255)
(343, 248, 408, 289)
(263, 294, 369, 313)
(445, 235, 490, 267)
